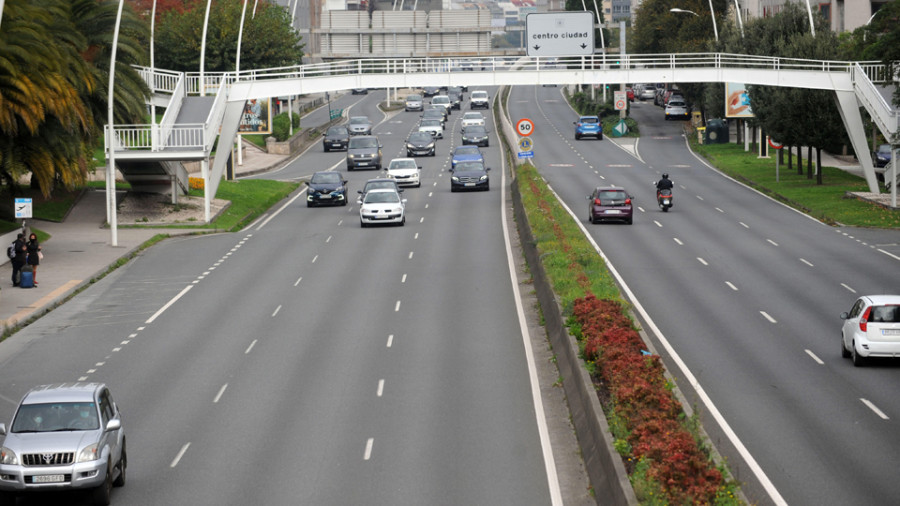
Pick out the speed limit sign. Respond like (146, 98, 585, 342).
(516, 118, 535, 137)
(767, 137, 784, 150)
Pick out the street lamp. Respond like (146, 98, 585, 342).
(733, 0, 744, 38)
(670, 3, 718, 42)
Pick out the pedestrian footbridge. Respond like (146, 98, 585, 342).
(109, 53, 898, 221)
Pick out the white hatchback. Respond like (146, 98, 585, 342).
(384, 158, 421, 188)
(460, 111, 485, 130)
(359, 188, 406, 227)
(841, 295, 900, 366)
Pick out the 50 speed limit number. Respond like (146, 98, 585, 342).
(516, 118, 535, 137)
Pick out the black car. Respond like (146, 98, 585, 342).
(448, 91, 462, 110)
(450, 161, 490, 192)
(306, 171, 348, 207)
(448, 86, 464, 98)
(357, 178, 403, 198)
(346, 135, 383, 170)
(422, 105, 448, 124)
(873, 143, 892, 168)
(423, 86, 441, 97)
(322, 125, 350, 152)
(461, 125, 490, 147)
(351, 88, 368, 95)
(406, 131, 436, 157)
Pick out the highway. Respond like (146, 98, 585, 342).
(511, 84, 900, 505)
(0, 89, 571, 504)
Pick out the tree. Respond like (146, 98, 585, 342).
(154, 0, 304, 73)
(0, 0, 149, 201)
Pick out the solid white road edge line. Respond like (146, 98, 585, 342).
(171, 443, 190, 468)
(500, 144, 562, 504)
(146, 285, 194, 324)
(860, 398, 890, 420)
(545, 182, 788, 506)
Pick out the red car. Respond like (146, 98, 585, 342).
(626, 87, 634, 102)
(587, 187, 633, 224)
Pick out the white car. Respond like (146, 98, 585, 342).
(460, 111, 485, 130)
(384, 158, 421, 188)
(431, 95, 452, 114)
(418, 119, 444, 139)
(841, 295, 900, 366)
(359, 188, 406, 227)
(469, 90, 489, 109)
(664, 100, 690, 121)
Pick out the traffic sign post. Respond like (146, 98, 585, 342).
(516, 118, 535, 137)
(768, 137, 784, 182)
(525, 12, 594, 57)
(614, 91, 627, 111)
(611, 119, 628, 138)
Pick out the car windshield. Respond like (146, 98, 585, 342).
(423, 110, 443, 117)
(580, 117, 599, 124)
(364, 181, 397, 192)
(350, 117, 369, 125)
(390, 160, 416, 170)
(408, 133, 432, 142)
(463, 113, 482, 120)
(311, 172, 342, 184)
(877, 145, 891, 155)
(407, 94, 422, 101)
(464, 126, 486, 135)
(421, 120, 441, 127)
(595, 190, 627, 203)
(350, 138, 378, 148)
(12, 402, 99, 432)
(455, 146, 481, 156)
(433, 97, 449, 104)
(326, 127, 347, 135)
(364, 192, 400, 204)
(668, 101, 686, 107)
(455, 162, 485, 172)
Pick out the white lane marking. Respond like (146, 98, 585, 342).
(547, 184, 787, 506)
(414, 233, 419, 239)
(861, 399, 890, 420)
(338, 219, 343, 226)
(245, 340, 257, 354)
(697, 257, 708, 266)
(146, 285, 194, 324)
(408, 251, 414, 259)
(637, 206, 646, 213)
(673, 237, 683, 245)
(715, 207, 724, 213)
(87, 369, 97, 374)
(696, 195, 704, 201)
(294, 277, 303, 287)
(401, 274, 407, 283)
(394, 301, 401, 312)
(311, 255, 318, 263)
(377, 379, 385, 397)
(800, 258, 814, 267)
(213, 384, 228, 403)
(760, 311, 777, 323)
(364, 438, 374, 460)
(96, 362, 105, 367)
(171, 443, 191, 468)
(653, 220, 663, 228)
(78, 376, 88, 381)
(767, 239, 779, 246)
(272, 305, 282, 317)
(805, 350, 824, 365)
(326, 235, 332, 243)
(419, 216, 424, 223)
(725, 281, 738, 291)
(425, 203, 429, 209)
(386, 334, 394, 348)
(428, 192, 433, 197)
(877, 248, 900, 261)
(740, 222, 749, 228)
(841, 283, 856, 293)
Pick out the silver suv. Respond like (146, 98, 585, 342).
(0, 383, 126, 505)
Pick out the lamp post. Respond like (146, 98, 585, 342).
(802, 0, 816, 36)
(733, 0, 744, 38)
(670, 5, 718, 42)
(106, 0, 126, 246)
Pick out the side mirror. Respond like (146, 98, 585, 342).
(485, 167, 491, 171)
(0, 423, 6, 436)
(357, 190, 364, 194)
(840, 312, 850, 320)
(586, 195, 591, 200)
(401, 199, 408, 204)
(304, 181, 310, 186)
(106, 419, 122, 432)
(343, 180, 348, 185)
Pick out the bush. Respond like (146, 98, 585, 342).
(272, 112, 301, 141)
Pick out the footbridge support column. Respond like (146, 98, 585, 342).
(834, 90, 880, 193)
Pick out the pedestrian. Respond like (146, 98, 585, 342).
(25, 233, 41, 285)
(10, 233, 26, 287)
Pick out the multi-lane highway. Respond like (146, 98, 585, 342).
(511, 85, 900, 505)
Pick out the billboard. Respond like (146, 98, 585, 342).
(725, 83, 754, 118)
(239, 98, 272, 134)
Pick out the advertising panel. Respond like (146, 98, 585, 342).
(725, 83, 754, 118)
(239, 98, 272, 134)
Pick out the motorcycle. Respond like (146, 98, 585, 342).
(656, 188, 673, 212)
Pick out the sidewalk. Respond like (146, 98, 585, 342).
(0, 142, 287, 333)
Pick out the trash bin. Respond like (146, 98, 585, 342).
(704, 119, 729, 144)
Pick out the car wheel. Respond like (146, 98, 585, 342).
(841, 335, 851, 359)
(851, 341, 866, 367)
(626, 218, 633, 225)
(347, 166, 354, 171)
(306, 201, 314, 208)
(324, 146, 329, 152)
(662, 206, 669, 212)
(0, 492, 16, 506)
(400, 216, 406, 226)
(484, 141, 489, 147)
(341, 198, 348, 206)
(113, 442, 127, 487)
(431, 151, 436, 157)
(92, 463, 112, 505)
(451, 187, 457, 193)
(575, 134, 581, 140)
(599, 133, 603, 140)
(360, 220, 367, 228)
(407, 151, 412, 157)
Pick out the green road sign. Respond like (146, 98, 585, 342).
(612, 119, 628, 137)
(329, 108, 343, 121)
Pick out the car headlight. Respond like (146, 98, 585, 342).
(479, 175, 488, 181)
(77, 443, 99, 463)
(348, 154, 356, 159)
(451, 176, 460, 182)
(1, 446, 18, 465)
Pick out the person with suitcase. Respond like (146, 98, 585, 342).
(25, 233, 41, 286)
(10, 233, 26, 287)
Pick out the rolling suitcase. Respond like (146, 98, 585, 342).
(20, 268, 33, 288)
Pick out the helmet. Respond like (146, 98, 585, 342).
(662, 173, 669, 179)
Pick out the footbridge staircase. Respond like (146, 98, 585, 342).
(109, 53, 898, 222)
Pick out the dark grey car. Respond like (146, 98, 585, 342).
(346, 135, 383, 170)
(461, 125, 490, 147)
(323, 125, 350, 152)
(0, 383, 126, 505)
(348, 116, 373, 136)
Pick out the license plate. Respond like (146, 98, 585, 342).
(319, 195, 331, 199)
(33, 475, 65, 483)
(606, 210, 621, 214)
(663, 199, 670, 205)
(465, 183, 476, 187)
(883, 329, 900, 336)
(375, 215, 389, 219)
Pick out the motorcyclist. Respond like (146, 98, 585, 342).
(656, 173, 674, 191)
